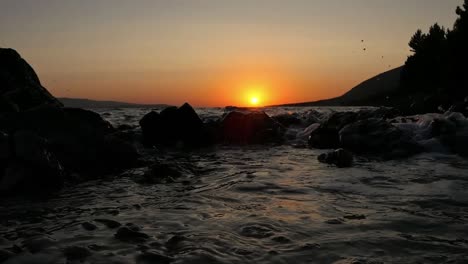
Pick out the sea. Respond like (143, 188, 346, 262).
(1, 106, 468, 264)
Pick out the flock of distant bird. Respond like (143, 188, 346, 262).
(360, 39, 392, 68)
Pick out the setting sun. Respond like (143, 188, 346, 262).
(250, 97, 259, 106)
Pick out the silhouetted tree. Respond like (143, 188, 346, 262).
(400, 0, 468, 104)
(446, 0, 468, 97)
(401, 24, 447, 93)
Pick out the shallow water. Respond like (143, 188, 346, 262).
(1, 107, 468, 264)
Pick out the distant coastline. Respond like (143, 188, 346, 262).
(59, 97, 170, 109)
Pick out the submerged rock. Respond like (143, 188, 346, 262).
(339, 118, 422, 159)
(221, 111, 284, 144)
(318, 149, 354, 168)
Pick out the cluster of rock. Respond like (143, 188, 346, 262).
(140, 106, 284, 147)
(307, 108, 468, 167)
(0, 48, 139, 196)
(306, 109, 421, 160)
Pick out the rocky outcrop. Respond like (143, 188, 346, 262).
(0, 106, 139, 177)
(0, 48, 62, 112)
(221, 111, 284, 144)
(0, 48, 140, 196)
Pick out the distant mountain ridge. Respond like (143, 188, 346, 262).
(279, 66, 403, 107)
(59, 98, 169, 109)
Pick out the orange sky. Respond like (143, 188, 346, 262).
(1, 0, 463, 107)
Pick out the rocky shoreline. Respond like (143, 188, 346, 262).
(1, 48, 468, 198)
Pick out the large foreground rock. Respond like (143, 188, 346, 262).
(339, 118, 422, 159)
(2, 107, 139, 175)
(221, 111, 284, 144)
(0, 48, 142, 196)
(0, 48, 62, 112)
(0, 131, 65, 195)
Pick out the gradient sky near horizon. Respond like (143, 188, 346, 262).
(0, 0, 463, 107)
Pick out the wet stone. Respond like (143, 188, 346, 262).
(94, 218, 122, 229)
(239, 225, 274, 238)
(165, 235, 186, 251)
(115, 226, 150, 242)
(271, 236, 292, 243)
(81, 221, 97, 231)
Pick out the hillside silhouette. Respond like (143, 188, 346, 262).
(282, 0, 468, 115)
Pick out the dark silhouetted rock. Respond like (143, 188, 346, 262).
(318, 149, 354, 168)
(272, 113, 302, 127)
(0, 131, 65, 195)
(221, 111, 284, 144)
(441, 127, 468, 157)
(0, 48, 62, 113)
(339, 118, 422, 159)
(308, 112, 359, 149)
(0, 48, 141, 196)
(0, 106, 138, 176)
(139, 103, 208, 147)
(94, 219, 122, 229)
(114, 226, 150, 242)
(81, 222, 98, 231)
(308, 125, 340, 149)
(430, 118, 458, 137)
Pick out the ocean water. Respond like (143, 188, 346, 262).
(1, 107, 468, 264)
